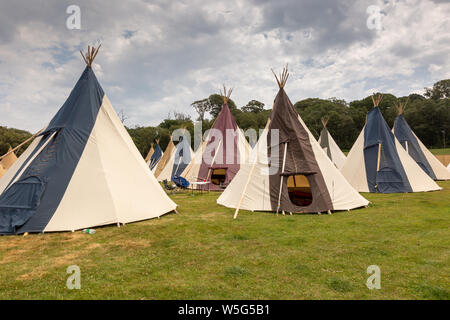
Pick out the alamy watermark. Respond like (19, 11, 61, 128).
(66, 5, 81, 30)
(366, 5, 382, 31)
(66, 265, 81, 290)
(366, 265, 381, 290)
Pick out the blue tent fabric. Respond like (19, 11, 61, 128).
(171, 135, 191, 179)
(393, 115, 436, 180)
(363, 107, 412, 193)
(0, 67, 104, 234)
(149, 144, 162, 170)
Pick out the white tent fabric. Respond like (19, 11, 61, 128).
(411, 131, 450, 180)
(341, 123, 441, 193)
(0, 63, 176, 234)
(157, 143, 193, 182)
(45, 96, 177, 231)
(318, 128, 347, 169)
(218, 113, 369, 214)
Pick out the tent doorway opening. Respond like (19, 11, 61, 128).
(286, 175, 313, 207)
(211, 168, 227, 186)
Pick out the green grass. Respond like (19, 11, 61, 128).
(429, 148, 450, 156)
(0, 182, 449, 300)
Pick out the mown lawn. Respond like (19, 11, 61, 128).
(0, 182, 449, 300)
(429, 148, 450, 155)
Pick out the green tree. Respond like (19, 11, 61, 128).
(424, 79, 450, 100)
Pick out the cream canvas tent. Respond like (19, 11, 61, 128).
(157, 132, 193, 182)
(181, 87, 251, 190)
(0, 147, 18, 170)
(0, 165, 5, 179)
(317, 117, 346, 169)
(0, 46, 177, 235)
(393, 100, 450, 180)
(218, 66, 369, 218)
(148, 139, 163, 172)
(341, 94, 441, 193)
(155, 138, 176, 181)
(145, 143, 155, 162)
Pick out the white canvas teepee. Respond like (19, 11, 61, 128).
(0, 46, 177, 234)
(157, 133, 194, 182)
(393, 100, 450, 180)
(341, 94, 441, 193)
(317, 117, 346, 169)
(218, 66, 369, 218)
(155, 139, 176, 181)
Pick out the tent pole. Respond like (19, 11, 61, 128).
(276, 142, 288, 215)
(376, 143, 381, 171)
(0, 128, 43, 160)
(233, 119, 271, 219)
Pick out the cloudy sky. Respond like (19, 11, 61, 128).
(0, 0, 449, 132)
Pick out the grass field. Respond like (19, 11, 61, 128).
(0, 182, 449, 300)
(430, 148, 450, 155)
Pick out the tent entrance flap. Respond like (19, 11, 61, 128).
(0, 176, 46, 234)
(286, 174, 313, 207)
(211, 168, 227, 186)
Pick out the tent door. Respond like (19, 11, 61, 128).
(0, 176, 46, 234)
(211, 168, 227, 186)
(286, 174, 313, 207)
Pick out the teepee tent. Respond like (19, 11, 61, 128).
(317, 117, 346, 169)
(181, 87, 251, 190)
(154, 138, 176, 180)
(145, 143, 155, 162)
(0, 46, 176, 235)
(393, 100, 450, 180)
(218, 66, 369, 218)
(157, 132, 193, 182)
(148, 140, 163, 172)
(341, 94, 441, 193)
(0, 147, 18, 170)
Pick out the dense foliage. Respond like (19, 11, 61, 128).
(1, 80, 449, 157)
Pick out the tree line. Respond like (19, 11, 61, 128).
(1, 79, 449, 158)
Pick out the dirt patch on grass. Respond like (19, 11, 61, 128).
(14, 243, 102, 281)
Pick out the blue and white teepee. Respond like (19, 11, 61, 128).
(0, 46, 176, 234)
(341, 94, 441, 193)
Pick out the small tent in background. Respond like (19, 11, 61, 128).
(181, 86, 251, 190)
(145, 143, 155, 163)
(148, 139, 163, 172)
(393, 100, 450, 180)
(154, 138, 176, 180)
(157, 132, 193, 182)
(218, 66, 369, 218)
(0, 46, 177, 235)
(341, 94, 441, 193)
(317, 117, 346, 169)
(0, 147, 18, 170)
(447, 163, 450, 171)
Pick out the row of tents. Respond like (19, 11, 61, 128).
(0, 47, 448, 234)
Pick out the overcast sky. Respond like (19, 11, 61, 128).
(0, 0, 449, 132)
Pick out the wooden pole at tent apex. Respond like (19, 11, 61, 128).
(80, 44, 101, 67)
(321, 116, 329, 128)
(371, 93, 383, 108)
(220, 85, 233, 104)
(394, 97, 409, 115)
